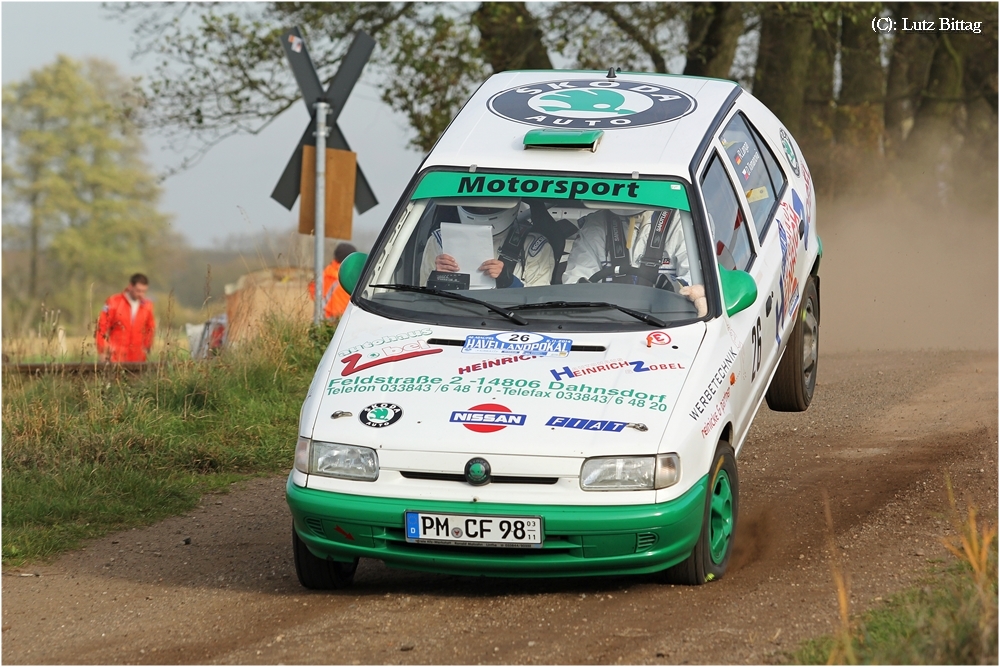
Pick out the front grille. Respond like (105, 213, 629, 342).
(399, 471, 558, 485)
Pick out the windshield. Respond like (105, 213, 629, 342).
(357, 169, 711, 332)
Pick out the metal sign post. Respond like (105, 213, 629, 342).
(313, 101, 330, 324)
(273, 27, 376, 325)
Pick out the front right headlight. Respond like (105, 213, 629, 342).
(295, 437, 379, 481)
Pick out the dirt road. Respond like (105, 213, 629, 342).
(3, 348, 995, 665)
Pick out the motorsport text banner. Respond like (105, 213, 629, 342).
(413, 171, 691, 211)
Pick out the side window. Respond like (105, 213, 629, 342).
(720, 113, 786, 243)
(701, 154, 754, 271)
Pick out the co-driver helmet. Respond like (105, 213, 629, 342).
(457, 199, 520, 234)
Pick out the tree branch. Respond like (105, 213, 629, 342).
(584, 3, 667, 73)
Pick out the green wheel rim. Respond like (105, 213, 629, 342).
(709, 469, 734, 564)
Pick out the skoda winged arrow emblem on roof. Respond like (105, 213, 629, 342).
(488, 79, 696, 130)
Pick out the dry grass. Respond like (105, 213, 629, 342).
(797, 482, 998, 664)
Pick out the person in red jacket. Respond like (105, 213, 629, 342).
(309, 243, 356, 320)
(96, 273, 156, 362)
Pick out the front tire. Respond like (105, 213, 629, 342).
(292, 523, 358, 590)
(766, 276, 819, 411)
(663, 442, 738, 585)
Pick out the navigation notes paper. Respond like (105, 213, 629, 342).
(439, 223, 496, 290)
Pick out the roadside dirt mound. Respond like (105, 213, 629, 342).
(3, 350, 995, 665)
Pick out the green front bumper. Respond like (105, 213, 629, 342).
(286, 474, 707, 578)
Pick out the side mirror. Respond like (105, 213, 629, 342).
(339, 252, 368, 296)
(718, 266, 757, 317)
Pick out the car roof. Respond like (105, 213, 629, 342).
(423, 70, 741, 181)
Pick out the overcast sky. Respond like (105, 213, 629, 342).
(1, 2, 425, 249)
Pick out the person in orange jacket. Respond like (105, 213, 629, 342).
(96, 273, 156, 362)
(309, 243, 356, 320)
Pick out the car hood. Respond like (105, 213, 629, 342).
(310, 309, 707, 458)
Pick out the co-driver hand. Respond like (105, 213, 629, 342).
(478, 259, 504, 279)
(434, 254, 460, 272)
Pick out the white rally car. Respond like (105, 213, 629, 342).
(287, 70, 820, 587)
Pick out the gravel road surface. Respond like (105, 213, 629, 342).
(3, 349, 995, 665)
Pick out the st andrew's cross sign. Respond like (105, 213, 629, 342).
(271, 27, 378, 214)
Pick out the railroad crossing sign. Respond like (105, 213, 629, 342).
(270, 27, 378, 213)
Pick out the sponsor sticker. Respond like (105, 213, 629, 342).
(463, 332, 571, 358)
(792, 188, 808, 251)
(488, 79, 697, 130)
(774, 199, 802, 345)
(412, 172, 691, 211)
(359, 403, 403, 428)
(458, 354, 538, 375)
(550, 359, 685, 381)
(780, 128, 801, 177)
(327, 373, 672, 412)
(339, 337, 442, 377)
(545, 416, 627, 432)
(339, 328, 433, 357)
(450, 403, 526, 433)
(699, 385, 731, 437)
(646, 331, 672, 347)
(688, 347, 738, 420)
(327, 374, 443, 396)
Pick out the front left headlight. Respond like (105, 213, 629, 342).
(297, 438, 379, 481)
(580, 454, 680, 491)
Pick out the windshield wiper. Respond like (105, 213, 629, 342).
(510, 301, 667, 327)
(369, 284, 528, 325)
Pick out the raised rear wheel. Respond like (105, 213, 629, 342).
(766, 276, 819, 411)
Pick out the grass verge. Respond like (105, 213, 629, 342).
(2, 315, 335, 566)
(793, 488, 998, 665)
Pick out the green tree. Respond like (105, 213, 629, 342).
(2, 56, 171, 334)
(116, 2, 996, 204)
(112, 2, 692, 154)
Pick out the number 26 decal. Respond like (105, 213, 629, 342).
(750, 317, 762, 382)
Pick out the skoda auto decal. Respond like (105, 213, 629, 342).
(488, 79, 697, 129)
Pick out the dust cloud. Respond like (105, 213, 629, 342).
(817, 191, 997, 353)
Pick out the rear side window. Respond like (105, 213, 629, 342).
(701, 154, 754, 271)
(720, 113, 786, 242)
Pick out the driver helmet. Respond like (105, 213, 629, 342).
(457, 200, 520, 234)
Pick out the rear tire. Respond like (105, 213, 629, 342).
(766, 276, 819, 412)
(663, 442, 738, 585)
(292, 523, 358, 590)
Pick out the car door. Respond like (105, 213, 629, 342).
(696, 150, 769, 442)
(716, 110, 792, 416)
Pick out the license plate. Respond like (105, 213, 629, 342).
(404, 511, 542, 548)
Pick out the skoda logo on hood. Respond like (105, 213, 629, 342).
(488, 79, 697, 129)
